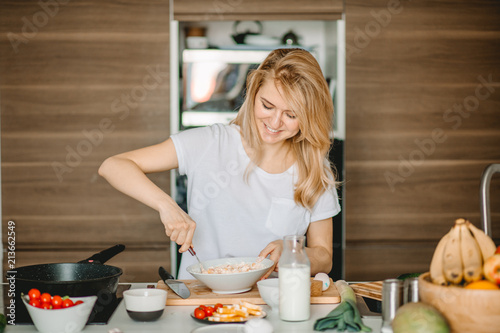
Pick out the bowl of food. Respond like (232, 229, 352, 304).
(22, 293, 97, 333)
(187, 257, 274, 294)
(123, 288, 167, 322)
(419, 272, 500, 333)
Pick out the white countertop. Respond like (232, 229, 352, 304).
(6, 283, 384, 333)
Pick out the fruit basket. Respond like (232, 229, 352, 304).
(419, 272, 500, 333)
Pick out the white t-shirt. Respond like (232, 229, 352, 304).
(171, 123, 340, 279)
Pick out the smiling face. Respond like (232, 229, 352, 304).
(254, 78, 300, 147)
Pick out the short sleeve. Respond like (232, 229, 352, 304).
(310, 185, 341, 222)
(170, 124, 221, 176)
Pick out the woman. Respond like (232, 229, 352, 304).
(98, 48, 340, 279)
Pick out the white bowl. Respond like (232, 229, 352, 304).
(22, 295, 97, 333)
(257, 278, 279, 311)
(187, 257, 274, 294)
(123, 288, 167, 322)
(186, 36, 208, 49)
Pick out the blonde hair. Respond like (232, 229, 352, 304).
(232, 48, 337, 210)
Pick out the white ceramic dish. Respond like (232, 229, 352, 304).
(187, 257, 274, 294)
(244, 34, 280, 46)
(22, 294, 97, 333)
(257, 278, 279, 312)
(123, 288, 167, 322)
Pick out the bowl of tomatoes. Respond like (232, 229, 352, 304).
(22, 288, 97, 333)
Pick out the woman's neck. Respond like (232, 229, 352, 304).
(246, 139, 296, 174)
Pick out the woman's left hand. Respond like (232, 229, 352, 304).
(259, 240, 283, 280)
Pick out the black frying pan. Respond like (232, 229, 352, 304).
(12, 244, 125, 298)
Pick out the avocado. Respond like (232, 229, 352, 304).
(392, 302, 450, 333)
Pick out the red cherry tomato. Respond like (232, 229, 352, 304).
(51, 295, 63, 307)
(62, 298, 74, 308)
(29, 299, 41, 308)
(41, 302, 52, 310)
(194, 307, 206, 319)
(28, 288, 41, 301)
(52, 304, 62, 309)
(40, 293, 51, 304)
(198, 305, 206, 310)
(74, 300, 84, 306)
(214, 303, 223, 311)
(204, 306, 214, 316)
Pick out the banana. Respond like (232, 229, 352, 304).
(458, 221, 483, 282)
(466, 220, 497, 261)
(430, 230, 451, 285)
(442, 222, 463, 284)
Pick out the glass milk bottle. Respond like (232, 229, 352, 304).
(279, 235, 311, 321)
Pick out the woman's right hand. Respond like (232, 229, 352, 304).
(159, 203, 196, 253)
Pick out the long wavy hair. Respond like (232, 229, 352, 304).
(232, 48, 337, 210)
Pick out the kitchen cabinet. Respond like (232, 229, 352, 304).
(3, 0, 497, 285)
(173, 0, 344, 21)
(1, 0, 171, 282)
(344, 0, 500, 280)
(1, 0, 347, 284)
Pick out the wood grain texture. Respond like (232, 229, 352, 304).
(346, 213, 500, 242)
(0, 0, 169, 33)
(175, 13, 343, 22)
(1, 0, 171, 282)
(345, 85, 500, 135)
(1, 87, 169, 133)
(1, 39, 169, 87)
(173, 0, 343, 21)
(350, 281, 383, 301)
(156, 278, 340, 305)
(345, 0, 500, 280)
(345, 242, 435, 281)
(10, 248, 171, 283)
(1, 215, 168, 246)
(1, 165, 170, 215)
(2, 132, 170, 163)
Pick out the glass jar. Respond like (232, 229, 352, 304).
(278, 235, 311, 321)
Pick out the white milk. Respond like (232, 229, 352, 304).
(279, 264, 311, 321)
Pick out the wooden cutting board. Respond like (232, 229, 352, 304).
(350, 281, 383, 301)
(157, 279, 340, 306)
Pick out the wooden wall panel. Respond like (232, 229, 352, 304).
(345, 242, 436, 281)
(0, 0, 169, 33)
(346, 163, 500, 215)
(1, 0, 171, 282)
(1, 165, 169, 216)
(346, 86, 500, 134)
(345, 0, 500, 281)
(1, 38, 169, 86)
(10, 248, 170, 283)
(1, 88, 169, 133)
(173, 0, 344, 21)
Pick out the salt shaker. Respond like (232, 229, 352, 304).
(403, 277, 419, 303)
(279, 235, 311, 321)
(381, 279, 403, 332)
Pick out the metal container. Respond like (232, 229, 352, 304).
(403, 277, 419, 303)
(381, 279, 403, 331)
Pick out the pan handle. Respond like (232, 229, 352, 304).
(79, 244, 125, 264)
